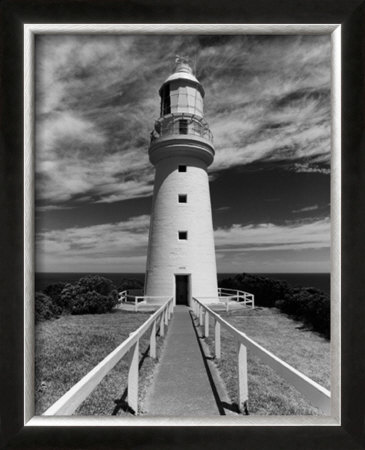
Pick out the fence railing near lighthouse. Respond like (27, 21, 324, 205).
(42, 297, 174, 416)
(192, 297, 331, 415)
(118, 291, 172, 312)
(218, 287, 255, 308)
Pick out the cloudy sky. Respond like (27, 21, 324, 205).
(35, 34, 331, 274)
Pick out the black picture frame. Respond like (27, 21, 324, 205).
(1, 0, 365, 449)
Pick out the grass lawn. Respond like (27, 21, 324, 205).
(204, 306, 330, 415)
(35, 309, 162, 415)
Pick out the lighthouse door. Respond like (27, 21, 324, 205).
(175, 275, 189, 305)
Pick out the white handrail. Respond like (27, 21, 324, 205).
(43, 297, 174, 416)
(218, 287, 255, 308)
(192, 297, 330, 415)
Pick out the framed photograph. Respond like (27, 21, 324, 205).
(1, 1, 364, 449)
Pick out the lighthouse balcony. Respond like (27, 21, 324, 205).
(150, 113, 213, 143)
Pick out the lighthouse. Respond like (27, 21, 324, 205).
(145, 57, 218, 306)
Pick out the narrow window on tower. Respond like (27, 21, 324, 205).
(178, 194, 187, 203)
(178, 231, 188, 240)
(179, 119, 188, 134)
(178, 165, 187, 172)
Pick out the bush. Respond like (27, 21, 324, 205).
(59, 283, 79, 312)
(43, 282, 67, 309)
(275, 287, 330, 338)
(60, 275, 119, 315)
(35, 292, 61, 322)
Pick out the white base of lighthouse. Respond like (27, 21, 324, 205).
(145, 154, 218, 306)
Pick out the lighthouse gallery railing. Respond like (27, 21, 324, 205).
(150, 113, 213, 143)
(42, 297, 174, 416)
(192, 297, 331, 415)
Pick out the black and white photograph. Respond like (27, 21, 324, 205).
(32, 31, 335, 420)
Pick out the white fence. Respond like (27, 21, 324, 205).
(118, 290, 170, 312)
(218, 287, 255, 308)
(43, 297, 174, 416)
(192, 297, 330, 415)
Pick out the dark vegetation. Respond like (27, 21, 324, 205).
(35, 292, 62, 322)
(118, 277, 144, 297)
(35, 275, 120, 322)
(220, 273, 330, 339)
(37, 272, 329, 339)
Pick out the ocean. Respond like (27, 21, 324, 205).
(35, 272, 330, 295)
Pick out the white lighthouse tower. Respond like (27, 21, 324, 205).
(145, 57, 218, 306)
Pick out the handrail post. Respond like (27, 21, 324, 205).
(164, 307, 168, 326)
(237, 342, 249, 415)
(199, 305, 204, 326)
(128, 340, 139, 414)
(204, 309, 209, 337)
(215, 320, 221, 359)
(150, 321, 157, 359)
(160, 311, 165, 337)
(135, 297, 138, 312)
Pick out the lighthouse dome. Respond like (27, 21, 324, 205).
(161, 60, 204, 96)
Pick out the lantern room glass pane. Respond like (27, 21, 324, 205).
(186, 86, 195, 96)
(170, 94, 179, 107)
(178, 94, 188, 107)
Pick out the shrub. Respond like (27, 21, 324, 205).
(71, 291, 111, 315)
(275, 287, 330, 338)
(43, 282, 67, 309)
(35, 292, 61, 322)
(60, 275, 119, 315)
(59, 283, 78, 312)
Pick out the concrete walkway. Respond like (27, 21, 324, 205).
(144, 305, 221, 416)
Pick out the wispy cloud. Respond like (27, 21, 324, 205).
(36, 34, 331, 208)
(36, 215, 150, 272)
(214, 217, 330, 253)
(292, 204, 319, 214)
(293, 163, 331, 174)
(36, 205, 75, 212)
